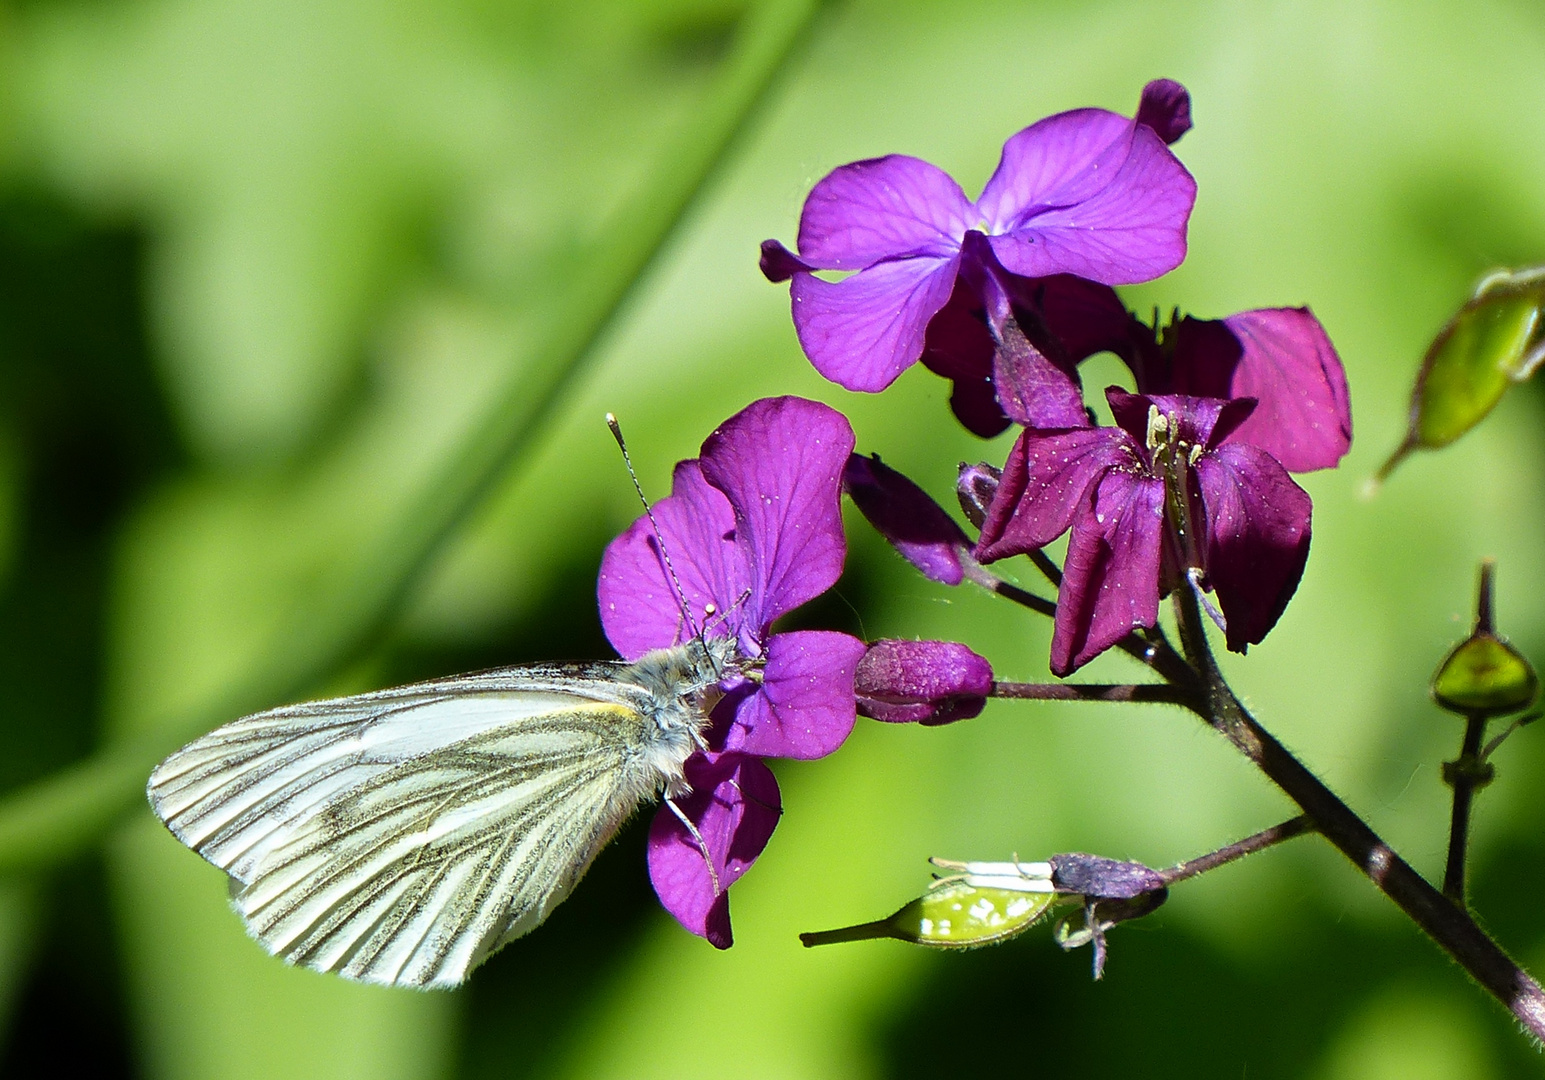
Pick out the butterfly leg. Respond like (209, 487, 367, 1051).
(663, 796, 722, 896)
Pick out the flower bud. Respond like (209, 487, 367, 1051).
(855, 639, 993, 726)
(843, 454, 970, 585)
(799, 879, 1056, 949)
(1378, 267, 1545, 484)
(956, 461, 1001, 529)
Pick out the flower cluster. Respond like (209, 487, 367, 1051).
(599, 78, 1351, 946)
(764, 78, 1351, 675)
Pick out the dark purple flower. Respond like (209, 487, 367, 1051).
(598, 396, 867, 947)
(760, 81, 1197, 403)
(854, 639, 993, 725)
(1097, 306, 1353, 473)
(976, 388, 1312, 675)
(843, 453, 970, 585)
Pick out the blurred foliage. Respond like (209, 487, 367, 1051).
(0, 0, 1542, 1078)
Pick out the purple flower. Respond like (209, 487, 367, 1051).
(854, 639, 994, 725)
(975, 388, 1312, 675)
(760, 81, 1197, 405)
(598, 396, 867, 947)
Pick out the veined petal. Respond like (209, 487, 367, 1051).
(726, 630, 866, 759)
(699, 397, 854, 630)
(1195, 444, 1312, 652)
(796, 155, 974, 269)
(978, 111, 1195, 285)
(1216, 308, 1352, 472)
(790, 256, 961, 391)
(598, 460, 750, 660)
(1051, 471, 1166, 676)
(975, 426, 1138, 563)
(977, 109, 1136, 228)
(647, 754, 782, 949)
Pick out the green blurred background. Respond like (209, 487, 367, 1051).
(0, 0, 1542, 1076)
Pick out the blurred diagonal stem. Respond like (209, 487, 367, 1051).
(1170, 583, 1545, 1041)
(0, 0, 830, 873)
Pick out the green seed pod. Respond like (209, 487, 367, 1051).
(1432, 634, 1538, 716)
(1378, 267, 1545, 484)
(799, 879, 1058, 950)
(1432, 561, 1539, 717)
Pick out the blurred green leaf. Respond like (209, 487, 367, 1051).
(1378, 268, 1545, 484)
(0, 0, 827, 870)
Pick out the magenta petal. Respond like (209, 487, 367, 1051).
(647, 754, 782, 949)
(598, 460, 750, 660)
(790, 256, 961, 391)
(796, 155, 974, 269)
(1051, 471, 1166, 676)
(1216, 308, 1352, 472)
(1195, 444, 1313, 652)
(975, 426, 1138, 563)
(843, 453, 969, 585)
(1134, 79, 1193, 145)
(855, 638, 993, 726)
(725, 630, 866, 759)
(699, 397, 854, 630)
(978, 111, 1196, 285)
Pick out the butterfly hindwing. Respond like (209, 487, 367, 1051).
(147, 666, 662, 988)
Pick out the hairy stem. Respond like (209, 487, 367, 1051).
(990, 681, 1197, 707)
(1171, 585, 1545, 1040)
(1442, 713, 1491, 904)
(961, 561, 1198, 688)
(1158, 816, 1314, 887)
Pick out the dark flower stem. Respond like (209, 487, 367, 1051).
(1158, 815, 1314, 887)
(1170, 583, 1545, 1040)
(961, 561, 1197, 687)
(990, 681, 1196, 707)
(1442, 713, 1490, 904)
(1443, 560, 1497, 905)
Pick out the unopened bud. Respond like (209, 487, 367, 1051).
(956, 461, 1001, 530)
(855, 639, 993, 726)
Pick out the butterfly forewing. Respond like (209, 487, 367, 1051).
(147, 664, 668, 988)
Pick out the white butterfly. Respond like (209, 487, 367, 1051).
(146, 636, 740, 989)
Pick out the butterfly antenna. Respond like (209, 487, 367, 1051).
(606, 413, 702, 643)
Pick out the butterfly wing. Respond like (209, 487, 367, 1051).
(147, 666, 662, 989)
